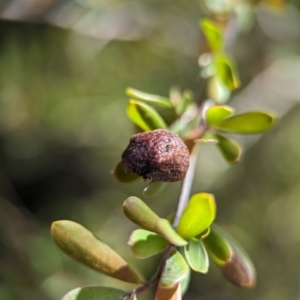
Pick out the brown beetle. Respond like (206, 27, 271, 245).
(122, 129, 190, 182)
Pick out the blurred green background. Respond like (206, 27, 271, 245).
(1, 0, 300, 299)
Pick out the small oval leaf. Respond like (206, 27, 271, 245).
(127, 100, 167, 131)
(128, 229, 169, 259)
(123, 197, 187, 246)
(200, 19, 223, 52)
(184, 239, 209, 273)
(176, 193, 216, 240)
(61, 286, 125, 300)
(112, 161, 140, 183)
(214, 111, 276, 134)
(215, 54, 240, 90)
(205, 105, 234, 125)
(159, 249, 189, 288)
(143, 181, 167, 197)
(219, 226, 256, 288)
(123, 197, 160, 230)
(215, 134, 242, 164)
(51, 220, 141, 284)
(126, 88, 173, 109)
(202, 224, 232, 265)
(205, 224, 256, 288)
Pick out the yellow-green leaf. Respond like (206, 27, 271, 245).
(200, 19, 223, 52)
(51, 220, 141, 284)
(202, 225, 232, 265)
(208, 76, 231, 104)
(205, 105, 234, 125)
(126, 87, 173, 109)
(127, 100, 167, 131)
(215, 134, 242, 164)
(176, 193, 216, 240)
(214, 111, 276, 134)
(215, 54, 240, 90)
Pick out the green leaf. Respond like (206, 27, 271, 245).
(214, 111, 276, 134)
(176, 193, 216, 240)
(159, 249, 189, 288)
(112, 161, 140, 183)
(180, 267, 191, 296)
(215, 134, 242, 164)
(61, 286, 125, 300)
(205, 224, 256, 288)
(208, 76, 231, 104)
(123, 196, 160, 229)
(219, 227, 256, 288)
(143, 181, 167, 198)
(126, 100, 167, 131)
(155, 219, 187, 246)
(202, 225, 232, 265)
(126, 87, 173, 109)
(123, 197, 187, 246)
(51, 220, 141, 284)
(184, 239, 209, 273)
(200, 19, 223, 52)
(215, 54, 240, 90)
(128, 229, 169, 259)
(205, 105, 234, 125)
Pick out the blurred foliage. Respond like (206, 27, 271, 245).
(0, 0, 300, 300)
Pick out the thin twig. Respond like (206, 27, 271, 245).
(121, 246, 173, 300)
(172, 148, 198, 228)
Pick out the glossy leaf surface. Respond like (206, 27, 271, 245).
(205, 105, 234, 125)
(61, 286, 125, 300)
(215, 134, 242, 163)
(214, 111, 276, 134)
(159, 249, 189, 288)
(184, 239, 209, 273)
(215, 54, 240, 90)
(127, 100, 167, 131)
(126, 87, 173, 108)
(123, 197, 187, 246)
(51, 220, 141, 284)
(200, 19, 223, 52)
(143, 181, 167, 197)
(112, 161, 139, 183)
(176, 193, 216, 240)
(128, 229, 168, 259)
